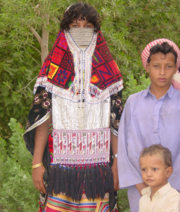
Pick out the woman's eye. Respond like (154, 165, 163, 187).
(154, 65, 158, 68)
(85, 25, 92, 28)
(167, 66, 172, 68)
(72, 24, 78, 28)
(153, 168, 158, 171)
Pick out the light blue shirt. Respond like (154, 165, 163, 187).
(118, 84, 180, 190)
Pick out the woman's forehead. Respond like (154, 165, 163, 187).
(71, 18, 92, 24)
(72, 16, 87, 22)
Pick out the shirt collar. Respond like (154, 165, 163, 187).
(141, 183, 172, 197)
(143, 84, 175, 99)
(141, 186, 151, 196)
(143, 86, 151, 97)
(167, 84, 175, 98)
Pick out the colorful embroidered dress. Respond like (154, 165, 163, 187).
(24, 30, 123, 212)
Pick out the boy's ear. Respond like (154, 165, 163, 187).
(166, 166, 173, 178)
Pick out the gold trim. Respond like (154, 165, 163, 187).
(32, 162, 43, 169)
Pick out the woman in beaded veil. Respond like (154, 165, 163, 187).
(24, 2, 123, 211)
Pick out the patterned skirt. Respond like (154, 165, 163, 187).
(44, 192, 110, 212)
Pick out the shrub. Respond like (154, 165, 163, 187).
(117, 189, 130, 211)
(123, 74, 150, 104)
(0, 118, 39, 212)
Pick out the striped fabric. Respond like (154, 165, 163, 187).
(45, 193, 110, 212)
(141, 38, 180, 70)
(172, 71, 180, 91)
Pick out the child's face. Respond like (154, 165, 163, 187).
(146, 52, 176, 90)
(69, 17, 94, 29)
(140, 154, 172, 192)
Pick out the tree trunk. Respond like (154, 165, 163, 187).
(40, 14, 49, 64)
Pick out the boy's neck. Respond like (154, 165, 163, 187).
(150, 187, 158, 199)
(150, 83, 171, 100)
(150, 182, 168, 199)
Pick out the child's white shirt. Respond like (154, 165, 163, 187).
(139, 183, 180, 212)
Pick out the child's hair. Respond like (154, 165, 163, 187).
(60, 2, 101, 32)
(147, 42, 177, 64)
(140, 144, 172, 168)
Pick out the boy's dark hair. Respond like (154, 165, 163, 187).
(147, 42, 177, 64)
(140, 144, 172, 168)
(60, 2, 101, 32)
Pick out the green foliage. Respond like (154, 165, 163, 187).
(117, 189, 130, 212)
(123, 74, 150, 104)
(0, 118, 39, 212)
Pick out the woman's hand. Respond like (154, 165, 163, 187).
(32, 116, 51, 194)
(136, 183, 147, 196)
(32, 165, 46, 194)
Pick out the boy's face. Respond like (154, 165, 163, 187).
(146, 52, 176, 90)
(140, 154, 172, 192)
(69, 17, 94, 28)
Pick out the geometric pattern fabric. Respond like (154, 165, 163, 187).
(38, 31, 122, 90)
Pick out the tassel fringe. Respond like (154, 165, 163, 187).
(46, 163, 114, 204)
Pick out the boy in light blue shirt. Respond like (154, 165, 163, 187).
(117, 39, 180, 212)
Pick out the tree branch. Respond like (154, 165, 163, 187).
(128, 26, 159, 35)
(26, 43, 41, 54)
(40, 14, 49, 64)
(15, 75, 38, 93)
(24, 47, 41, 66)
(30, 26, 42, 44)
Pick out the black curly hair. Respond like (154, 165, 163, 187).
(60, 2, 101, 32)
(147, 42, 177, 64)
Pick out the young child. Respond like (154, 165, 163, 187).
(24, 2, 123, 212)
(117, 39, 180, 212)
(139, 144, 180, 212)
